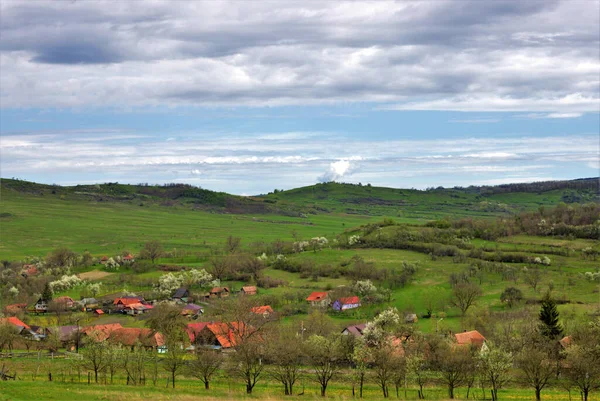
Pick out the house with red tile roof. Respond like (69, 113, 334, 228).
(3, 303, 27, 316)
(54, 296, 75, 309)
(122, 254, 135, 263)
(189, 322, 252, 349)
(81, 323, 123, 341)
(100, 256, 109, 264)
(21, 264, 39, 278)
(181, 304, 203, 318)
(332, 296, 361, 311)
(306, 291, 330, 306)
(0, 316, 30, 331)
(454, 330, 487, 350)
(559, 335, 573, 349)
(241, 286, 257, 296)
(113, 296, 145, 310)
(250, 305, 273, 316)
(108, 327, 165, 351)
(93, 309, 104, 317)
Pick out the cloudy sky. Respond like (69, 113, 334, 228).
(1, 0, 598, 195)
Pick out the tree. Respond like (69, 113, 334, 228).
(42, 282, 53, 302)
(538, 292, 563, 339)
(0, 323, 18, 353)
(451, 283, 482, 317)
(140, 240, 163, 263)
(146, 303, 187, 341)
(105, 343, 124, 384)
(562, 320, 600, 401)
(304, 334, 341, 397)
(516, 347, 555, 401)
(163, 338, 186, 388)
(407, 353, 429, 400)
(524, 267, 543, 293)
(122, 343, 147, 385)
(436, 343, 474, 399)
(80, 337, 108, 383)
(423, 286, 447, 317)
(189, 349, 223, 390)
(478, 343, 513, 401)
(210, 256, 230, 281)
(372, 342, 403, 398)
(351, 341, 371, 398)
(225, 235, 241, 253)
(228, 339, 265, 394)
(500, 287, 523, 308)
(242, 256, 265, 282)
(46, 247, 78, 268)
(267, 328, 303, 395)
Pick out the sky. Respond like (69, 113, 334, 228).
(0, 0, 599, 195)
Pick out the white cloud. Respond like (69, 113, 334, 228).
(0, 1, 598, 111)
(318, 159, 359, 182)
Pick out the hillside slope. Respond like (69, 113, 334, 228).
(261, 178, 599, 218)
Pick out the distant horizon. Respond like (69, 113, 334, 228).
(2, 175, 597, 197)
(1, 1, 598, 195)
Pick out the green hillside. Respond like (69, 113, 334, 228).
(0, 177, 597, 259)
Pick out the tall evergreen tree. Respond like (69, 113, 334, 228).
(41, 282, 53, 301)
(538, 292, 563, 339)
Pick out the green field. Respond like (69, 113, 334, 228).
(0, 178, 599, 401)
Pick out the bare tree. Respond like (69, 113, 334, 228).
(478, 343, 513, 401)
(304, 334, 342, 397)
(516, 347, 555, 401)
(451, 283, 482, 317)
(436, 343, 474, 399)
(210, 256, 230, 281)
(140, 240, 163, 263)
(163, 338, 186, 388)
(122, 343, 147, 386)
(372, 343, 403, 398)
(228, 339, 265, 394)
(267, 327, 303, 395)
(80, 337, 108, 383)
(524, 267, 543, 293)
(188, 349, 223, 390)
(225, 235, 242, 253)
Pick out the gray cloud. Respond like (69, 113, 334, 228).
(0, 0, 598, 110)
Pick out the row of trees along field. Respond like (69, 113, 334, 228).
(0, 297, 599, 400)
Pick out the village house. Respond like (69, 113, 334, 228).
(123, 303, 153, 316)
(54, 296, 75, 309)
(108, 327, 166, 352)
(250, 305, 273, 317)
(187, 322, 249, 350)
(341, 323, 367, 337)
(47, 325, 80, 349)
(209, 287, 230, 299)
(100, 256, 109, 264)
(3, 303, 27, 316)
(81, 323, 123, 341)
(122, 254, 135, 263)
(454, 330, 487, 351)
(241, 286, 257, 296)
(93, 309, 104, 317)
(78, 297, 99, 311)
(405, 313, 418, 323)
(181, 303, 203, 318)
(332, 296, 361, 311)
(113, 296, 145, 311)
(172, 287, 190, 303)
(21, 265, 39, 278)
(0, 317, 41, 340)
(34, 298, 49, 313)
(306, 291, 330, 307)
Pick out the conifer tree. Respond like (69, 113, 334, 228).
(42, 282, 53, 301)
(538, 292, 563, 339)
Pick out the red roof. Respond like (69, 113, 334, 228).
(0, 317, 30, 330)
(186, 322, 210, 343)
(24, 265, 39, 276)
(109, 328, 165, 347)
(123, 254, 134, 260)
(94, 309, 104, 315)
(191, 322, 252, 348)
(55, 296, 74, 304)
(306, 291, 328, 302)
(4, 303, 27, 314)
(100, 256, 108, 261)
(82, 323, 123, 341)
(559, 336, 573, 349)
(242, 286, 257, 294)
(251, 305, 273, 314)
(455, 330, 486, 347)
(210, 287, 229, 293)
(337, 296, 360, 305)
(113, 297, 143, 306)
